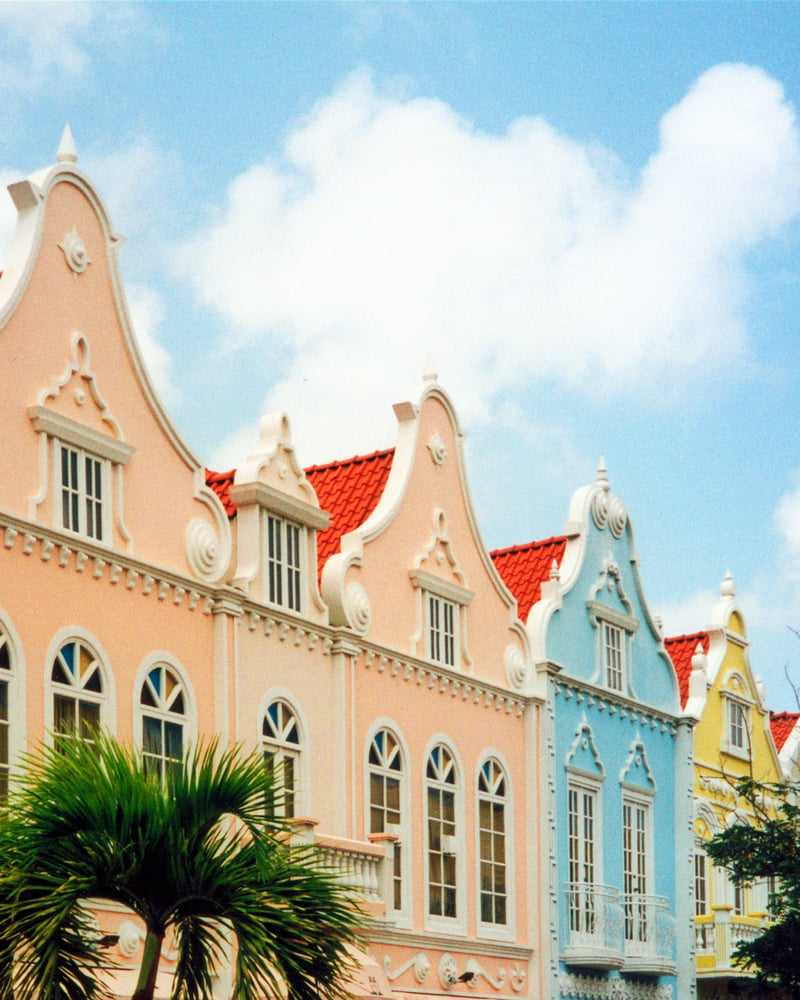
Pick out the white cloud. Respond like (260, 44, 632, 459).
(125, 283, 181, 413)
(178, 64, 800, 465)
(0, 3, 158, 97)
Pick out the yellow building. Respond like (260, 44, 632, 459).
(665, 573, 782, 1000)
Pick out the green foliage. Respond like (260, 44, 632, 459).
(0, 733, 366, 1000)
(705, 776, 800, 996)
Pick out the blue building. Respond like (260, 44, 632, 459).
(493, 462, 695, 1000)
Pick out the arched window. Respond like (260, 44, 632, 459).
(140, 663, 186, 781)
(426, 743, 458, 919)
(0, 626, 12, 798)
(262, 700, 301, 817)
(369, 729, 405, 912)
(478, 758, 508, 926)
(51, 638, 104, 748)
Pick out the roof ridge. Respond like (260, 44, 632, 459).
(490, 535, 567, 558)
(305, 447, 395, 476)
(664, 631, 709, 645)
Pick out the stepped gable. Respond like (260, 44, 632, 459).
(664, 632, 709, 709)
(770, 710, 800, 753)
(305, 448, 395, 575)
(490, 536, 567, 622)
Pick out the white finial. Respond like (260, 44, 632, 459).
(596, 456, 609, 492)
(721, 571, 736, 598)
(691, 642, 706, 671)
(549, 558, 560, 582)
(423, 355, 438, 383)
(57, 124, 78, 164)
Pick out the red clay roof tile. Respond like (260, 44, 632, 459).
(770, 710, 800, 753)
(490, 537, 567, 622)
(205, 469, 237, 518)
(664, 632, 709, 710)
(305, 448, 395, 576)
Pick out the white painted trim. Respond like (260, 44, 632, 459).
(132, 652, 198, 754)
(257, 687, 311, 817)
(363, 718, 413, 927)
(474, 749, 516, 942)
(0, 606, 26, 786)
(28, 406, 134, 465)
(43, 625, 117, 739)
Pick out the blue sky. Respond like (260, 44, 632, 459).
(2, 2, 800, 710)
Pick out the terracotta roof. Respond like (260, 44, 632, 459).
(770, 711, 800, 753)
(305, 448, 395, 575)
(664, 632, 709, 709)
(490, 537, 567, 622)
(205, 469, 236, 518)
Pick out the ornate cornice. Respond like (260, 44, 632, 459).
(554, 678, 678, 734)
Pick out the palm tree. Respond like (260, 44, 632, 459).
(0, 733, 365, 1000)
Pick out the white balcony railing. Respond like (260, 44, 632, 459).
(623, 893, 676, 973)
(562, 883, 624, 968)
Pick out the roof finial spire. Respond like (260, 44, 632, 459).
(721, 570, 736, 598)
(57, 123, 77, 164)
(423, 355, 438, 383)
(596, 456, 609, 492)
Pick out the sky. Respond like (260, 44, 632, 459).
(2, 1, 800, 710)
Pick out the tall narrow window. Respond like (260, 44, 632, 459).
(60, 445, 105, 541)
(369, 729, 404, 912)
(267, 516, 302, 611)
(51, 639, 104, 749)
(478, 758, 507, 926)
(427, 744, 458, 919)
(262, 700, 301, 817)
(733, 881, 747, 916)
(623, 799, 650, 942)
(140, 663, 186, 782)
(695, 851, 708, 917)
(729, 700, 748, 752)
(568, 783, 598, 936)
(603, 623, 624, 691)
(428, 595, 456, 667)
(0, 628, 11, 800)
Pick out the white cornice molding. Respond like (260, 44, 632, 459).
(28, 406, 134, 465)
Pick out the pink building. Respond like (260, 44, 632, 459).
(0, 132, 545, 999)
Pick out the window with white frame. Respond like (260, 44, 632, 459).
(622, 796, 651, 943)
(728, 698, 749, 754)
(29, 405, 134, 546)
(368, 729, 405, 913)
(0, 627, 11, 800)
(695, 849, 708, 917)
(428, 594, 456, 667)
(51, 638, 104, 749)
(140, 663, 186, 782)
(262, 700, 301, 817)
(603, 622, 624, 692)
(478, 758, 508, 926)
(267, 515, 302, 611)
(60, 444, 105, 541)
(568, 781, 600, 935)
(732, 879, 747, 916)
(427, 744, 458, 919)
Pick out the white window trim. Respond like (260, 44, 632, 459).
(0, 609, 26, 795)
(723, 693, 752, 761)
(423, 737, 467, 935)
(587, 601, 638, 695)
(133, 653, 197, 767)
(264, 513, 304, 613)
(475, 750, 515, 941)
(259, 689, 309, 818)
(364, 720, 413, 927)
(410, 570, 473, 670)
(44, 626, 117, 742)
(621, 789, 654, 943)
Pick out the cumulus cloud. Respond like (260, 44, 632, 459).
(177, 63, 800, 465)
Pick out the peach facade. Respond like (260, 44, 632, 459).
(0, 136, 543, 999)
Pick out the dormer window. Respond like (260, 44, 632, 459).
(267, 515, 302, 611)
(603, 622, 624, 692)
(409, 569, 473, 670)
